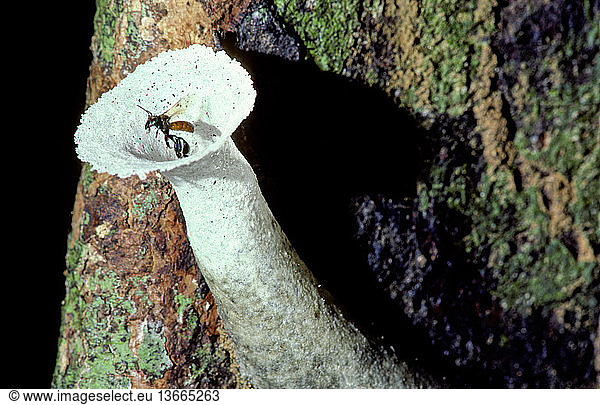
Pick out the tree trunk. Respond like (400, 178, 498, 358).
(54, 0, 252, 389)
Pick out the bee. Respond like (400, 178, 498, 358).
(137, 99, 195, 158)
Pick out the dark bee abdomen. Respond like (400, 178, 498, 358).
(169, 121, 194, 133)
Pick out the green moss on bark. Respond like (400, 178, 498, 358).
(272, 0, 495, 117)
(272, 0, 360, 73)
(489, 0, 600, 313)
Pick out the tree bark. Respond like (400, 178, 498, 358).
(265, 0, 599, 387)
(54, 0, 252, 389)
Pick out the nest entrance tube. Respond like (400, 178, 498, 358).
(75, 44, 255, 179)
(74, 45, 438, 388)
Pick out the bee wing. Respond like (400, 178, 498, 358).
(163, 94, 195, 119)
(164, 93, 207, 124)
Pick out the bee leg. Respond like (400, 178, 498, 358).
(164, 133, 175, 150)
(173, 136, 190, 158)
(174, 139, 182, 158)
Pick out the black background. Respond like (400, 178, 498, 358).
(5, 2, 94, 388)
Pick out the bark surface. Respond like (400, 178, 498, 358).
(55, 0, 252, 389)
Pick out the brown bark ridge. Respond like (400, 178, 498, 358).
(54, 0, 252, 389)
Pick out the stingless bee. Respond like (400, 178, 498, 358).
(137, 99, 195, 158)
